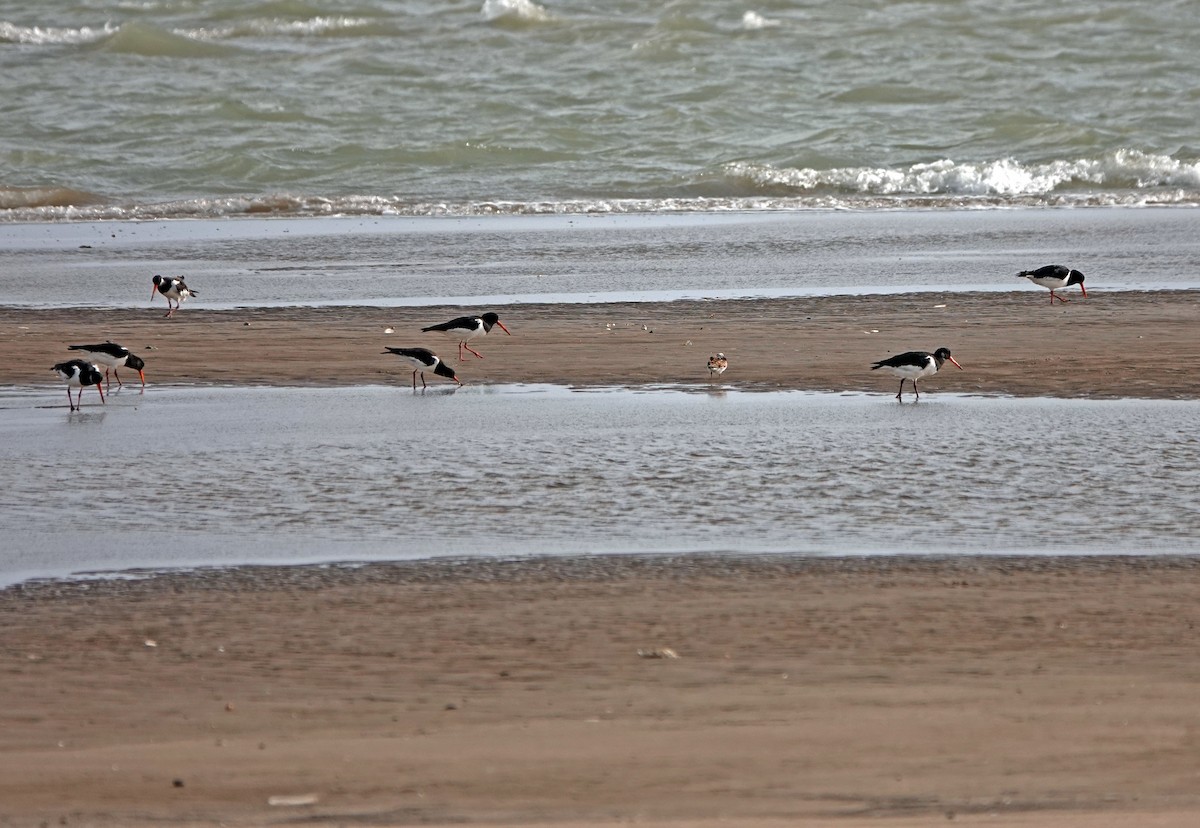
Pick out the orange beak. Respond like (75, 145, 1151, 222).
(948, 356, 963, 370)
(496, 321, 511, 336)
(138, 369, 146, 387)
(1079, 284, 1088, 299)
(151, 285, 159, 301)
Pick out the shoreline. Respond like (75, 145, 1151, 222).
(4, 552, 1200, 827)
(7, 289, 1200, 399)
(5, 548, 1199, 596)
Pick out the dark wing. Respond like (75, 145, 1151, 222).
(1021, 265, 1069, 279)
(422, 315, 476, 333)
(871, 351, 929, 370)
(384, 347, 435, 359)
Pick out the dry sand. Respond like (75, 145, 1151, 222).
(3, 555, 1200, 827)
(4, 291, 1200, 826)
(6, 289, 1200, 397)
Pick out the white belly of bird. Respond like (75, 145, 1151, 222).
(1029, 276, 1066, 290)
(398, 355, 433, 372)
(880, 360, 934, 380)
(84, 352, 122, 369)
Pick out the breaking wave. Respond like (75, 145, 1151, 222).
(178, 17, 389, 40)
(721, 150, 1200, 198)
(481, 0, 555, 26)
(4, 149, 1198, 222)
(1, 16, 389, 48)
(4, 191, 1199, 225)
(0, 20, 117, 45)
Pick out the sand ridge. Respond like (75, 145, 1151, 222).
(6, 289, 1200, 399)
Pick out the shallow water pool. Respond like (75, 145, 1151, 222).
(1, 383, 1197, 585)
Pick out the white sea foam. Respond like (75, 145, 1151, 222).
(6, 189, 1199, 224)
(724, 151, 1200, 197)
(178, 17, 377, 41)
(0, 20, 117, 45)
(481, 0, 553, 24)
(741, 11, 780, 31)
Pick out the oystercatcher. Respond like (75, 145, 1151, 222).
(383, 347, 462, 389)
(1017, 265, 1087, 303)
(52, 359, 106, 411)
(871, 347, 962, 401)
(421, 312, 511, 361)
(707, 353, 728, 378)
(151, 274, 198, 318)
(67, 342, 146, 389)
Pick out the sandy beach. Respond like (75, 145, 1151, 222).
(3, 554, 1200, 827)
(5, 1, 1199, 821)
(7, 289, 1200, 397)
(5, 287, 1200, 826)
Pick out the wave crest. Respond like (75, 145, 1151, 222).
(723, 150, 1200, 197)
(741, 12, 781, 31)
(95, 21, 241, 57)
(0, 186, 107, 210)
(481, 0, 554, 25)
(180, 16, 385, 40)
(0, 20, 117, 45)
(5, 189, 1200, 224)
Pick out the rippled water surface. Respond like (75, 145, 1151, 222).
(2, 384, 1197, 585)
(3, 0, 1199, 218)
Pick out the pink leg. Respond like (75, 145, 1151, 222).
(67, 387, 75, 411)
(463, 343, 483, 359)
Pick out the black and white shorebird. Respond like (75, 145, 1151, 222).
(383, 347, 462, 390)
(1017, 265, 1087, 304)
(67, 342, 145, 389)
(707, 353, 728, 378)
(421, 312, 511, 361)
(52, 359, 106, 411)
(151, 274, 198, 318)
(871, 347, 962, 401)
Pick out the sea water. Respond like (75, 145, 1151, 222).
(3, 0, 1199, 220)
(2, 384, 1197, 586)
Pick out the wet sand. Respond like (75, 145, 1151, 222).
(5, 290, 1200, 825)
(3, 555, 1200, 827)
(3, 289, 1199, 398)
